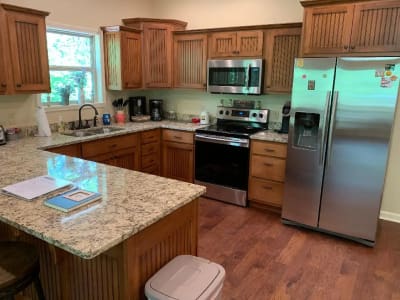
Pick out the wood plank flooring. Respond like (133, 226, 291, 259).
(198, 198, 400, 300)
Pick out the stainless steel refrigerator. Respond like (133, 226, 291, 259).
(282, 57, 400, 246)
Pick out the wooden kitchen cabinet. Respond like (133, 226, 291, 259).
(208, 30, 263, 58)
(248, 140, 287, 208)
(173, 33, 208, 89)
(81, 133, 139, 170)
(0, 4, 50, 94)
(301, 0, 400, 56)
(162, 129, 194, 183)
(140, 129, 161, 175)
(47, 143, 82, 157)
(102, 26, 142, 90)
(264, 26, 301, 94)
(122, 18, 187, 88)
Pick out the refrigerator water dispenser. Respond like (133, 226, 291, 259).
(293, 112, 320, 150)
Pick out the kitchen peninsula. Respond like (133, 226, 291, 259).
(0, 121, 206, 299)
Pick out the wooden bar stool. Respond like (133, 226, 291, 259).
(0, 241, 45, 300)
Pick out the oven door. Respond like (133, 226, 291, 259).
(195, 134, 250, 206)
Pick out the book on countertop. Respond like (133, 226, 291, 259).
(44, 187, 102, 212)
(1, 175, 73, 201)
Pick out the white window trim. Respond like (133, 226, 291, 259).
(43, 22, 106, 112)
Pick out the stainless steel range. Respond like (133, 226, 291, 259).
(195, 106, 269, 206)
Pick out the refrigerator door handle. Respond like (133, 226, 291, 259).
(326, 91, 338, 167)
(320, 91, 332, 165)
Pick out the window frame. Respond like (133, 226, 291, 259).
(41, 24, 104, 110)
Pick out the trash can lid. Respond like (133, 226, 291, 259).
(146, 255, 224, 300)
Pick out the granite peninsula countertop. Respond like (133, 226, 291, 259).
(0, 121, 207, 259)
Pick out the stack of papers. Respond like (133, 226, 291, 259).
(1, 175, 73, 201)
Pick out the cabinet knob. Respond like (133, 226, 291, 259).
(0, 83, 6, 88)
(344, 45, 349, 50)
(16, 83, 22, 88)
(350, 45, 355, 50)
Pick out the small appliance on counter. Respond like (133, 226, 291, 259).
(128, 96, 146, 121)
(149, 99, 163, 121)
(275, 101, 291, 134)
(0, 125, 6, 145)
(199, 110, 209, 125)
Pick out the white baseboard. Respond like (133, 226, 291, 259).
(379, 210, 400, 223)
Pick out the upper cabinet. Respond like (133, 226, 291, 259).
(208, 30, 263, 58)
(173, 33, 208, 89)
(122, 18, 187, 88)
(301, 0, 400, 56)
(264, 26, 302, 94)
(102, 26, 142, 90)
(0, 4, 50, 94)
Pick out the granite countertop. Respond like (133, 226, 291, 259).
(0, 121, 206, 259)
(250, 130, 288, 143)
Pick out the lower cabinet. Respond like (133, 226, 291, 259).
(81, 133, 139, 171)
(248, 140, 287, 208)
(47, 143, 81, 157)
(162, 129, 194, 183)
(140, 129, 161, 175)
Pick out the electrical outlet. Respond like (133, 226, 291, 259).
(270, 110, 280, 121)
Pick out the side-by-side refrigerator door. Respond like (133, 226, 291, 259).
(282, 57, 336, 227)
(319, 57, 400, 243)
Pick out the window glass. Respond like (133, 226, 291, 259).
(41, 28, 101, 107)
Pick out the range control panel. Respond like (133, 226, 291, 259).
(217, 107, 270, 124)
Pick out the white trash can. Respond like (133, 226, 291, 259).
(145, 255, 226, 300)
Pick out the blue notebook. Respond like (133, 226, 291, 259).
(44, 187, 101, 212)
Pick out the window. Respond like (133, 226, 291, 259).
(41, 27, 103, 107)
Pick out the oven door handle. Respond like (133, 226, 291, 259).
(195, 134, 249, 148)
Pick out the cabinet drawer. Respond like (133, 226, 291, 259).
(251, 140, 287, 158)
(47, 143, 81, 157)
(162, 129, 193, 144)
(249, 178, 284, 207)
(82, 134, 137, 158)
(141, 129, 160, 144)
(141, 141, 160, 156)
(141, 152, 159, 169)
(251, 155, 286, 182)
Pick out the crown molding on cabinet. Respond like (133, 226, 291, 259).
(301, 0, 387, 7)
(0, 3, 49, 16)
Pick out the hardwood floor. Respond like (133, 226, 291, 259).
(198, 198, 400, 300)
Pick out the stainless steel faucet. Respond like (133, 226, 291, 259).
(78, 104, 99, 129)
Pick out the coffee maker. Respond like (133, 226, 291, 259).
(128, 96, 146, 121)
(149, 99, 163, 121)
(276, 101, 291, 134)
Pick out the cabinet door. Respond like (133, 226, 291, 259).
(114, 147, 139, 170)
(208, 32, 237, 57)
(0, 10, 9, 94)
(302, 4, 354, 55)
(103, 31, 123, 90)
(236, 30, 263, 57)
(6, 11, 50, 92)
(47, 144, 81, 157)
(143, 23, 173, 87)
(249, 178, 284, 207)
(162, 141, 194, 183)
(173, 34, 207, 89)
(350, 0, 400, 53)
(122, 31, 142, 88)
(264, 27, 301, 93)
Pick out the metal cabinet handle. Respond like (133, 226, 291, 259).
(263, 185, 272, 190)
(350, 45, 355, 50)
(173, 136, 182, 140)
(263, 163, 273, 167)
(1, 83, 6, 88)
(264, 148, 275, 153)
(16, 83, 22, 88)
(110, 144, 117, 148)
(344, 45, 349, 50)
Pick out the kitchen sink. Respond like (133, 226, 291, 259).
(61, 126, 124, 137)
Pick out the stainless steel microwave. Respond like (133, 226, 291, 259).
(207, 58, 263, 94)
